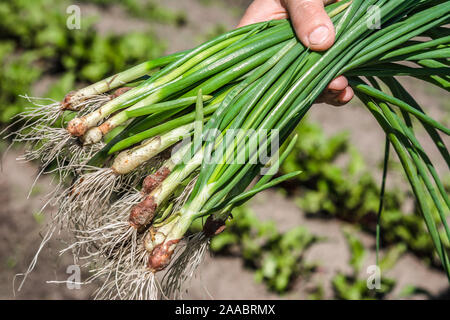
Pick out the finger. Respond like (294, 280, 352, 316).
(237, 0, 288, 27)
(283, 0, 336, 51)
(316, 85, 353, 106)
(335, 86, 354, 104)
(322, 86, 353, 106)
(316, 91, 339, 105)
(326, 75, 348, 92)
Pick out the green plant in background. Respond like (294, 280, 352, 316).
(380, 191, 450, 266)
(200, 24, 229, 43)
(82, 0, 187, 26)
(32, 211, 45, 225)
(0, 43, 42, 123)
(0, 0, 166, 124)
(206, 206, 319, 293)
(282, 119, 403, 222)
(281, 119, 449, 265)
(5, 257, 17, 269)
(332, 228, 406, 300)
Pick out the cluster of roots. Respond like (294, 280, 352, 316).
(11, 89, 225, 300)
(56, 171, 209, 299)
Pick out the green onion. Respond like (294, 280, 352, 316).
(13, 0, 450, 298)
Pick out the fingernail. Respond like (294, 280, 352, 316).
(309, 26, 330, 45)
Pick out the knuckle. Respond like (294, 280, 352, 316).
(298, 0, 321, 10)
(286, 0, 321, 10)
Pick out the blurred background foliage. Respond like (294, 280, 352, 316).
(0, 0, 166, 123)
(1, 0, 448, 300)
(280, 120, 450, 267)
(201, 118, 449, 295)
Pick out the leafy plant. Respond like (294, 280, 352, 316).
(209, 206, 319, 293)
(282, 120, 403, 223)
(0, 0, 165, 124)
(281, 119, 450, 265)
(332, 228, 406, 300)
(81, 0, 187, 26)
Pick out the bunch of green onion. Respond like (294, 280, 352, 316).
(12, 0, 450, 299)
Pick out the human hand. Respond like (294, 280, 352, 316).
(238, 0, 353, 106)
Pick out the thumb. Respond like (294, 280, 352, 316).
(283, 0, 336, 51)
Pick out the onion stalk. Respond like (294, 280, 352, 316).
(11, 0, 450, 299)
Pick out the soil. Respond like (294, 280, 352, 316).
(0, 0, 448, 300)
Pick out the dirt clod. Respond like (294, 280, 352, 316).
(147, 239, 180, 272)
(129, 195, 158, 228)
(142, 167, 171, 194)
